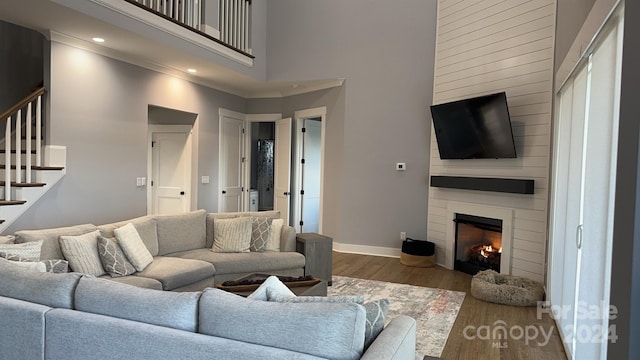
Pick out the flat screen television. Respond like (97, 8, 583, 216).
(430, 92, 517, 159)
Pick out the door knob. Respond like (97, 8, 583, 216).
(222, 190, 227, 194)
(180, 191, 185, 195)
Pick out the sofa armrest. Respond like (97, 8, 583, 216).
(280, 225, 297, 252)
(360, 315, 416, 360)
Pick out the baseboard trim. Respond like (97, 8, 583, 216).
(333, 242, 401, 258)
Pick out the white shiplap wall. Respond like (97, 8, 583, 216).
(428, 0, 556, 283)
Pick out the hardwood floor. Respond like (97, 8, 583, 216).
(333, 252, 568, 360)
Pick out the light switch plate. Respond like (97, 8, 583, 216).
(396, 163, 406, 171)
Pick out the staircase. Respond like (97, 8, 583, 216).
(0, 87, 66, 233)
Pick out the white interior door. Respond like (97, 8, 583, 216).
(274, 118, 292, 223)
(219, 112, 245, 212)
(149, 126, 192, 215)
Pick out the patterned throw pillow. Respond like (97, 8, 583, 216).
(250, 217, 272, 252)
(0, 251, 68, 273)
(212, 217, 252, 253)
(363, 299, 390, 348)
(114, 223, 153, 272)
(41, 259, 69, 273)
(97, 236, 136, 277)
(0, 240, 43, 261)
(59, 230, 106, 277)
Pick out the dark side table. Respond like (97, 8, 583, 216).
(296, 233, 333, 285)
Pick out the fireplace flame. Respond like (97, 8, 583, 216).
(479, 245, 502, 258)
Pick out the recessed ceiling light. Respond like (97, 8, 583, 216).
(92, 37, 105, 43)
(187, 68, 197, 73)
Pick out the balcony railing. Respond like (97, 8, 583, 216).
(127, 0, 252, 56)
(219, 0, 251, 55)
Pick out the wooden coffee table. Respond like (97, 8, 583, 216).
(216, 273, 328, 297)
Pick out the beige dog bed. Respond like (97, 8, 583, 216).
(470, 270, 544, 306)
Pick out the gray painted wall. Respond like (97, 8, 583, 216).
(5, 41, 246, 232)
(554, 0, 596, 72)
(266, 0, 437, 250)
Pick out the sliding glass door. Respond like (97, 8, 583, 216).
(548, 5, 623, 360)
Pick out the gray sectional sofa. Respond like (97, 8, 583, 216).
(13, 209, 307, 291)
(0, 256, 417, 360)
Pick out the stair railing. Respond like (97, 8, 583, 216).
(0, 87, 45, 201)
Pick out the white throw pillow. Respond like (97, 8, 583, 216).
(0, 240, 42, 261)
(265, 218, 283, 252)
(247, 275, 295, 301)
(59, 230, 106, 276)
(11, 261, 47, 272)
(212, 217, 252, 253)
(114, 223, 154, 272)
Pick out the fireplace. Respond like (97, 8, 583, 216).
(454, 213, 502, 275)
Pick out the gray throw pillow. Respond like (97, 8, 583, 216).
(97, 236, 136, 277)
(250, 217, 272, 252)
(41, 259, 69, 273)
(363, 299, 390, 348)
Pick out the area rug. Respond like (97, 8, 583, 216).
(328, 276, 465, 359)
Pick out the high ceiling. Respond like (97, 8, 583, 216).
(0, 0, 342, 98)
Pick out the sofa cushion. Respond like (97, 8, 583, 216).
(114, 223, 153, 272)
(250, 217, 272, 252)
(0, 240, 43, 261)
(0, 257, 82, 308)
(75, 276, 200, 332)
(15, 223, 97, 260)
(199, 288, 366, 360)
(206, 211, 281, 248)
(101, 274, 163, 290)
(0, 296, 51, 360)
(155, 209, 206, 255)
(97, 236, 136, 277)
(98, 216, 159, 256)
(212, 217, 252, 253)
(59, 230, 106, 277)
(134, 256, 214, 290)
(269, 291, 389, 349)
(168, 249, 305, 275)
(45, 308, 326, 360)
